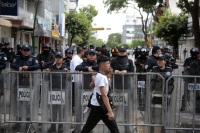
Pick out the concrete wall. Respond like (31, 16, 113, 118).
(1, 26, 11, 38)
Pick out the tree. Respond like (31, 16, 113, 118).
(154, 11, 187, 58)
(106, 33, 122, 48)
(79, 5, 98, 23)
(131, 39, 145, 48)
(65, 12, 91, 47)
(176, 0, 200, 48)
(104, 0, 164, 47)
(88, 36, 104, 47)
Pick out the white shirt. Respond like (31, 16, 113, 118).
(91, 73, 109, 106)
(70, 55, 83, 82)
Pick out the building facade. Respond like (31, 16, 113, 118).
(122, 16, 143, 44)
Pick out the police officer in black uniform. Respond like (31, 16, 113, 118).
(15, 44, 23, 57)
(110, 47, 118, 60)
(89, 44, 95, 49)
(75, 49, 98, 72)
(63, 49, 73, 68)
(135, 48, 148, 110)
(11, 45, 40, 71)
(37, 43, 55, 70)
(181, 47, 200, 111)
(164, 52, 178, 69)
(0, 51, 7, 96)
(95, 47, 102, 58)
(3, 42, 14, 63)
(145, 46, 162, 72)
(101, 44, 110, 58)
(83, 46, 88, 61)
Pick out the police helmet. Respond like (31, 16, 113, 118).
(82, 46, 87, 49)
(4, 42, 10, 45)
(164, 52, 171, 59)
(0, 43, 5, 46)
(140, 48, 148, 56)
(42, 43, 50, 49)
(65, 49, 73, 54)
(89, 44, 94, 49)
(17, 44, 23, 50)
(102, 44, 106, 47)
(190, 47, 198, 57)
(111, 47, 118, 53)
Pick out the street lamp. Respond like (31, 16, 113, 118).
(68, 0, 79, 47)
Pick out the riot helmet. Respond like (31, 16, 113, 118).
(190, 47, 198, 58)
(42, 43, 50, 54)
(89, 44, 95, 49)
(111, 47, 118, 57)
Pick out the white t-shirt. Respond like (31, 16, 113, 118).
(70, 55, 83, 82)
(91, 73, 109, 106)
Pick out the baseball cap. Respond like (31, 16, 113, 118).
(65, 49, 73, 54)
(55, 52, 63, 58)
(22, 45, 30, 50)
(118, 46, 126, 51)
(88, 49, 97, 54)
(157, 54, 166, 60)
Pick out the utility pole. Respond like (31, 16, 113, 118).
(32, 0, 40, 55)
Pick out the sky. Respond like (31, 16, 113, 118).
(77, 0, 139, 42)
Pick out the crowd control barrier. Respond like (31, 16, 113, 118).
(2, 71, 182, 133)
(165, 75, 200, 133)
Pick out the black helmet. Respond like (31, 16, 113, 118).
(42, 43, 50, 48)
(17, 44, 23, 50)
(0, 43, 5, 46)
(140, 48, 147, 56)
(89, 44, 94, 49)
(82, 46, 87, 49)
(111, 47, 118, 53)
(102, 44, 106, 47)
(4, 42, 10, 45)
(65, 49, 73, 54)
(95, 47, 102, 51)
(190, 47, 198, 57)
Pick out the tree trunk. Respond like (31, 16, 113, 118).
(70, 35, 74, 47)
(191, 10, 200, 49)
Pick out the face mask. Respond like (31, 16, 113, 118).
(43, 50, 49, 54)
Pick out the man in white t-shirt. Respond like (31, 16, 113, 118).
(70, 47, 84, 109)
(81, 55, 119, 133)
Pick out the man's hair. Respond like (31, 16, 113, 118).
(77, 47, 84, 54)
(97, 54, 109, 65)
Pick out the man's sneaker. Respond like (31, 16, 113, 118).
(83, 107, 90, 114)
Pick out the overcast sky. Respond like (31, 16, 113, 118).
(78, 0, 139, 41)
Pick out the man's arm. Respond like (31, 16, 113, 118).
(100, 86, 114, 120)
(75, 63, 88, 72)
(10, 58, 20, 70)
(27, 58, 40, 70)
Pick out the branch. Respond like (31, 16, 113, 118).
(182, 0, 192, 13)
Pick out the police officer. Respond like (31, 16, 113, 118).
(111, 46, 134, 73)
(46, 52, 69, 132)
(63, 49, 73, 68)
(15, 44, 23, 57)
(37, 43, 54, 70)
(11, 45, 40, 71)
(89, 44, 95, 49)
(0, 51, 7, 96)
(101, 44, 110, 58)
(75, 49, 98, 72)
(3, 42, 14, 63)
(95, 47, 102, 58)
(135, 48, 148, 110)
(164, 52, 178, 69)
(110, 47, 118, 60)
(181, 47, 200, 111)
(145, 46, 161, 72)
(83, 46, 88, 61)
(0, 43, 5, 52)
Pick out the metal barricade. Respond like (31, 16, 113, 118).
(165, 75, 200, 133)
(4, 71, 40, 133)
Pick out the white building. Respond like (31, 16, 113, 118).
(122, 16, 143, 44)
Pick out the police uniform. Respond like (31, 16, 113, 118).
(37, 51, 54, 69)
(144, 55, 157, 72)
(0, 52, 7, 70)
(3, 42, 14, 63)
(101, 50, 110, 58)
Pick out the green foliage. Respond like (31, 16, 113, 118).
(176, 0, 194, 14)
(106, 33, 122, 49)
(79, 5, 98, 23)
(88, 36, 104, 47)
(131, 39, 145, 48)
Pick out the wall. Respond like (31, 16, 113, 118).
(1, 26, 11, 38)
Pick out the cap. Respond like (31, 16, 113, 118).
(55, 52, 63, 58)
(152, 46, 161, 54)
(65, 49, 73, 54)
(4, 42, 10, 45)
(102, 44, 106, 47)
(88, 49, 97, 54)
(118, 46, 126, 51)
(22, 45, 30, 50)
(95, 47, 102, 51)
(157, 54, 166, 60)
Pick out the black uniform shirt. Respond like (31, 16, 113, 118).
(75, 60, 98, 72)
(37, 52, 55, 69)
(144, 55, 158, 72)
(0, 52, 7, 70)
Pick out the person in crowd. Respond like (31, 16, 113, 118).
(144, 46, 161, 72)
(63, 49, 73, 68)
(11, 45, 39, 71)
(183, 48, 187, 59)
(181, 47, 200, 112)
(15, 44, 23, 57)
(0, 51, 6, 70)
(89, 44, 95, 49)
(37, 43, 55, 70)
(0, 43, 5, 52)
(135, 48, 148, 72)
(110, 47, 118, 60)
(164, 52, 178, 70)
(3, 42, 14, 63)
(83, 46, 88, 61)
(101, 44, 110, 58)
(95, 47, 102, 58)
(64, 44, 69, 51)
(75, 49, 98, 72)
(111, 46, 134, 73)
(81, 55, 120, 133)
(46, 52, 69, 132)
